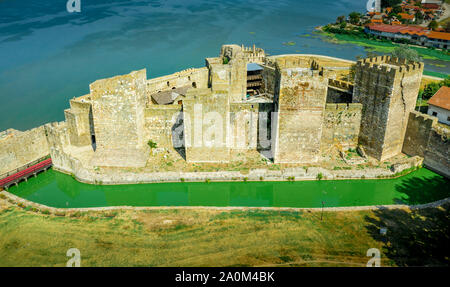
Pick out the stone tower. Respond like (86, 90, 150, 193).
(182, 88, 231, 163)
(89, 69, 148, 167)
(353, 56, 424, 161)
(272, 57, 328, 163)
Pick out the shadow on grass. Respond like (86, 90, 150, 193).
(365, 203, 450, 266)
(394, 175, 450, 205)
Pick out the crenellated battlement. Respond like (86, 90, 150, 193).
(357, 55, 424, 77)
(328, 79, 354, 90)
(409, 110, 438, 126)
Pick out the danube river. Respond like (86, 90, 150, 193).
(0, 0, 421, 131)
(6, 168, 450, 208)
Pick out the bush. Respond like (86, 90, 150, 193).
(147, 140, 157, 149)
(41, 209, 51, 215)
(317, 173, 323, 180)
(54, 211, 66, 217)
(243, 177, 248, 182)
(259, 176, 264, 181)
(420, 77, 450, 100)
(180, 178, 185, 182)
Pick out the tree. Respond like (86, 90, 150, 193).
(428, 20, 438, 31)
(340, 21, 347, 29)
(415, 12, 424, 24)
(421, 77, 450, 100)
(390, 45, 423, 62)
(349, 12, 361, 25)
(392, 5, 402, 14)
(147, 140, 157, 149)
(336, 15, 345, 24)
(445, 22, 450, 33)
(381, 0, 402, 8)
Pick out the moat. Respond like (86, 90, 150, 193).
(7, 168, 449, 209)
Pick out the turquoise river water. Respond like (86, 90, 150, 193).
(6, 168, 450, 209)
(0, 0, 448, 132)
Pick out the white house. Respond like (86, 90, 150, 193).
(427, 86, 450, 125)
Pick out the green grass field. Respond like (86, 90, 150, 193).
(0, 198, 448, 267)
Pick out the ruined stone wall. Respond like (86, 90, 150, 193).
(64, 96, 92, 147)
(402, 111, 449, 177)
(44, 122, 73, 173)
(424, 127, 449, 178)
(353, 56, 423, 161)
(273, 68, 328, 163)
(146, 68, 209, 102)
(183, 88, 230, 163)
(90, 69, 147, 151)
(403, 111, 437, 157)
(144, 105, 182, 150)
(207, 61, 231, 94)
(321, 103, 362, 151)
(230, 103, 259, 150)
(0, 126, 50, 174)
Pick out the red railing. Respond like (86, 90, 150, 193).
(0, 158, 52, 187)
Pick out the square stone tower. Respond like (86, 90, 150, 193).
(89, 69, 148, 167)
(182, 88, 231, 163)
(353, 56, 424, 161)
(272, 57, 328, 163)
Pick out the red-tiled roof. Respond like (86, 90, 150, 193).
(398, 13, 415, 20)
(428, 86, 450, 111)
(367, 23, 426, 33)
(366, 24, 450, 41)
(428, 31, 450, 41)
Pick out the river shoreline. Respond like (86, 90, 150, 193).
(313, 26, 450, 78)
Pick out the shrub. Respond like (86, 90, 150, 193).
(103, 211, 117, 218)
(55, 211, 66, 217)
(0, 194, 6, 199)
(243, 177, 248, 182)
(317, 173, 323, 180)
(70, 211, 81, 218)
(259, 176, 264, 181)
(147, 140, 157, 149)
(205, 178, 210, 183)
(180, 178, 185, 182)
(41, 209, 51, 215)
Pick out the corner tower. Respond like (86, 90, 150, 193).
(272, 56, 328, 163)
(353, 56, 424, 161)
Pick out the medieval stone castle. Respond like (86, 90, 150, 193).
(2, 44, 448, 181)
(45, 44, 427, 167)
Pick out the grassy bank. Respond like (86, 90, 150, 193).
(315, 29, 450, 63)
(0, 198, 448, 267)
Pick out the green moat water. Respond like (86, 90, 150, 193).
(6, 168, 450, 209)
